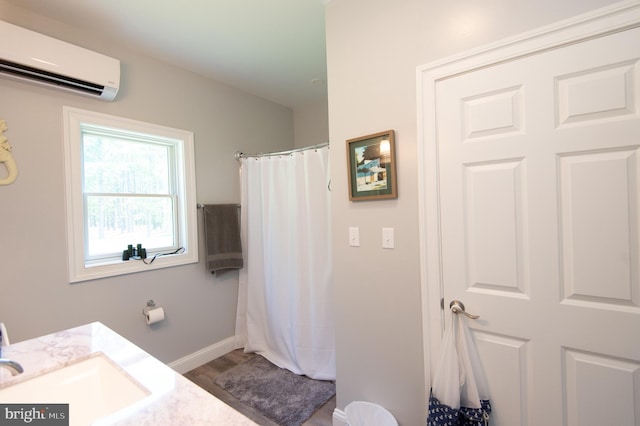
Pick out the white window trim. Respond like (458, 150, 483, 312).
(63, 106, 198, 283)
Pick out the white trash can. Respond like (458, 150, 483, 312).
(345, 401, 398, 426)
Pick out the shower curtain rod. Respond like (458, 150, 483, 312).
(234, 141, 329, 161)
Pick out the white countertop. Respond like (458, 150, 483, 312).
(0, 322, 257, 425)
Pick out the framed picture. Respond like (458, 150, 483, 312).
(346, 130, 397, 201)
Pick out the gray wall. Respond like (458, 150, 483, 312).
(294, 101, 329, 149)
(325, 0, 621, 424)
(0, 2, 294, 363)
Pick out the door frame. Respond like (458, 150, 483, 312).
(416, 0, 640, 393)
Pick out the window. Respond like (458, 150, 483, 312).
(63, 107, 198, 282)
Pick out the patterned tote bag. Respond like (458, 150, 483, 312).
(427, 313, 491, 426)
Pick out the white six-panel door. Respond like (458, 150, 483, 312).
(419, 3, 640, 425)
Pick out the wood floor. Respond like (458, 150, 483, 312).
(183, 349, 335, 426)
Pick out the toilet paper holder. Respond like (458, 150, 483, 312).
(142, 299, 157, 316)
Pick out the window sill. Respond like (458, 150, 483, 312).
(69, 250, 198, 283)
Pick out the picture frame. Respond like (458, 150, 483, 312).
(346, 130, 397, 201)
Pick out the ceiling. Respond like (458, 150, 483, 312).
(6, 0, 328, 109)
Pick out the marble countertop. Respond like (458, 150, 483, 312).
(0, 322, 257, 425)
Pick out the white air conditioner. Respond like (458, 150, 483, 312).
(0, 20, 120, 101)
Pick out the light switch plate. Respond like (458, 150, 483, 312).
(349, 227, 360, 247)
(382, 227, 394, 249)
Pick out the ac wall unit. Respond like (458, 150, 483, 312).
(0, 20, 120, 101)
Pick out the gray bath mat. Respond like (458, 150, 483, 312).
(214, 355, 335, 426)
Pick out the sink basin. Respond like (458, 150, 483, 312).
(0, 353, 150, 425)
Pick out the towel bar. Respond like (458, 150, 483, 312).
(197, 203, 240, 209)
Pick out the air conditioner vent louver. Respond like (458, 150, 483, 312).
(0, 20, 120, 101)
(0, 59, 104, 95)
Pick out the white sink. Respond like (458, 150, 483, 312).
(0, 353, 150, 425)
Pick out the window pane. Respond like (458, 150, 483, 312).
(83, 134, 171, 194)
(86, 195, 175, 258)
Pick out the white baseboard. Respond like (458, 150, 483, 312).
(333, 408, 348, 426)
(168, 336, 237, 374)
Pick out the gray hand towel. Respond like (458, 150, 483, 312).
(203, 204, 243, 274)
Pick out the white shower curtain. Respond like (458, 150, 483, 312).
(235, 145, 335, 380)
